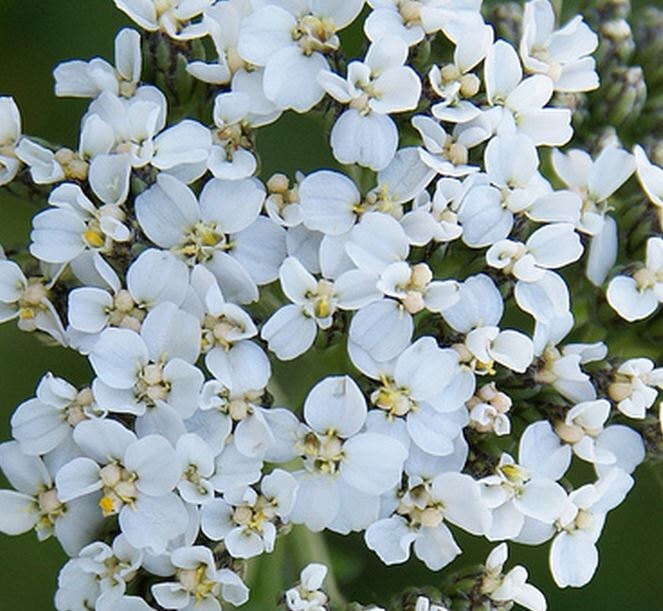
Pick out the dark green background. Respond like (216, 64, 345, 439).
(0, 1, 662, 609)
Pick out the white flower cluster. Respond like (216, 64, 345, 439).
(0, 0, 661, 609)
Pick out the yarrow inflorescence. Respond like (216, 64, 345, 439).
(1, 0, 663, 609)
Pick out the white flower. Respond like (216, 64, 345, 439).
(30, 183, 131, 265)
(442, 274, 534, 374)
(484, 40, 572, 146)
(400, 177, 464, 245)
(201, 469, 297, 558)
(207, 89, 274, 180)
(480, 432, 568, 541)
(285, 563, 328, 611)
(114, 0, 212, 40)
(549, 469, 634, 588)
(54, 28, 142, 99)
(553, 400, 617, 465)
(365, 0, 483, 47)
(238, 0, 365, 112)
(14, 137, 66, 184)
(482, 543, 547, 611)
(365, 471, 490, 570)
(261, 256, 380, 360)
(457, 134, 558, 248)
(88, 305, 201, 443)
(552, 145, 636, 235)
(55, 560, 101, 611)
(467, 383, 512, 436)
(486, 223, 583, 282)
(67, 248, 189, 350)
(10, 373, 98, 456)
(429, 13, 493, 123)
(0, 441, 104, 556)
(54, 419, 188, 554)
(0, 259, 67, 344)
(319, 36, 421, 170)
(77, 534, 143, 609)
(354, 336, 473, 455)
(0, 96, 22, 186)
(151, 546, 249, 610)
(288, 375, 407, 533)
(411, 115, 479, 177)
(520, 0, 599, 92)
(136, 174, 285, 303)
(607, 237, 663, 322)
(186, 0, 251, 84)
(81, 91, 211, 181)
(608, 358, 663, 419)
(347, 212, 460, 361)
(174, 433, 216, 504)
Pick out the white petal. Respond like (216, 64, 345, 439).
(90, 328, 147, 389)
(515, 479, 568, 523)
(127, 249, 189, 307)
(442, 274, 503, 333)
(89, 154, 131, 206)
(119, 493, 188, 555)
(588, 146, 636, 201)
(346, 212, 409, 274)
(550, 530, 598, 588)
(135, 174, 200, 248)
(263, 46, 328, 112)
(67, 287, 112, 333)
(364, 516, 416, 565)
(331, 109, 398, 171)
(237, 6, 296, 66)
(261, 304, 317, 360)
(607, 276, 658, 322)
(205, 342, 270, 394)
(490, 330, 533, 373)
(232, 216, 286, 285)
(279, 257, 317, 304)
(199, 177, 264, 234)
(349, 300, 413, 362)
(73, 418, 137, 463)
(124, 436, 180, 496)
(141, 302, 201, 363)
(303, 376, 367, 438)
(485, 40, 522, 103)
(432, 471, 490, 535)
(341, 432, 407, 495)
(288, 472, 341, 532)
(300, 170, 359, 236)
(55, 457, 102, 502)
(0, 490, 39, 534)
(519, 421, 572, 480)
(413, 524, 461, 571)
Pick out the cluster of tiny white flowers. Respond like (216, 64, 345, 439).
(0, 0, 662, 609)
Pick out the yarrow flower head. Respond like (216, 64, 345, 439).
(0, 0, 661, 608)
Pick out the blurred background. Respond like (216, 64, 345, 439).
(0, 1, 662, 609)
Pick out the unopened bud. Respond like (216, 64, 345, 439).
(267, 173, 289, 193)
(555, 421, 585, 444)
(459, 73, 480, 98)
(608, 381, 633, 402)
(449, 142, 468, 166)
